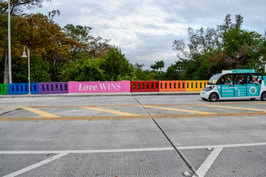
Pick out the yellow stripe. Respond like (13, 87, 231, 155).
(2, 112, 266, 121)
(201, 104, 266, 112)
(21, 107, 60, 118)
(81, 106, 138, 116)
(140, 105, 213, 114)
(256, 102, 266, 105)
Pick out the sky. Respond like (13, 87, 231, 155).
(28, 0, 266, 69)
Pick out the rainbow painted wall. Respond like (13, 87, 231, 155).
(0, 80, 208, 95)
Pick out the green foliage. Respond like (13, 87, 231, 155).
(150, 60, 165, 71)
(61, 49, 135, 81)
(131, 63, 147, 80)
(149, 60, 165, 80)
(0, 0, 115, 83)
(0, 0, 49, 15)
(0, 13, 7, 83)
(63, 24, 92, 43)
(63, 24, 112, 59)
(145, 71, 157, 80)
(102, 48, 133, 81)
(2, 2, 265, 84)
(222, 28, 263, 68)
(61, 58, 105, 81)
(172, 14, 266, 79)
(164, 62, 180, 80)
(31, 57, 51, 82)
(11, 56, 51, 83)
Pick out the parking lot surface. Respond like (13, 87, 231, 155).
(0, 95, 266, 177)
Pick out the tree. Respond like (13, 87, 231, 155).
(88, 36, 112, 58)
(0, 0, 52, 83)
(222, 28, 263, 69)
(150, 60, 165, 80)
(102, 48, 133, 81)
(131, 63, 147, 80)
(1, 1, 136, 83)
(150, 60, 165, 72)
(172, 14, 265, 79)
(14, 13, 73, 81)
(258, 40, 266, 73)
(63, 24, 92, 58)
(61, 58, 105, 81)
(63, 24, 92, 43)
(0, 0, 49, 15)
(165, 61, 187, 80)
(0, 11, 78, 82)
(63, 24, 112, 59)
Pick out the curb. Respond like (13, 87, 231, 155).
(0, 92, 200, 98)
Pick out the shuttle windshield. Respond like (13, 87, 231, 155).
(208, 74, 222, 85)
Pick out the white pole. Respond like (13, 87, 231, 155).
(8, 0, 12, 83)
(28, 47, 31, 95)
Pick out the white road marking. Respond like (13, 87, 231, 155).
(0, 142, 265, 155)
(3, 152, 69, 177)
(0, 147, 173, 155)
(1, 142, 266, 177)
(178, 142, 266, 150)
(194, 147, 223, 177)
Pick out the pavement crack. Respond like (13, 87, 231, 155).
(132, 95, 199, 177)
(0, 107, 20, 117)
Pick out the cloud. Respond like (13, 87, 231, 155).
(77, 1, 188, 67)
(29, 0, 266, 69)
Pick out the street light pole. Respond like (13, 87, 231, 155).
(21, 46, 31, 95)
(8, 0, 12, 83)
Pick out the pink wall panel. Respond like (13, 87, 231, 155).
(68, 81, 130, 93)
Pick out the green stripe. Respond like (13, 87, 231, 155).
(0, 84, 8, 95)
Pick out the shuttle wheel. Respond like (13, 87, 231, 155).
(209, 93, 219, 102)
(261, 92, 266, 101)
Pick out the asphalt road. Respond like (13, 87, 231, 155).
(0, 94, 266, 177)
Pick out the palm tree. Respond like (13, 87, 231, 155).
(151, 60, 165, 73)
